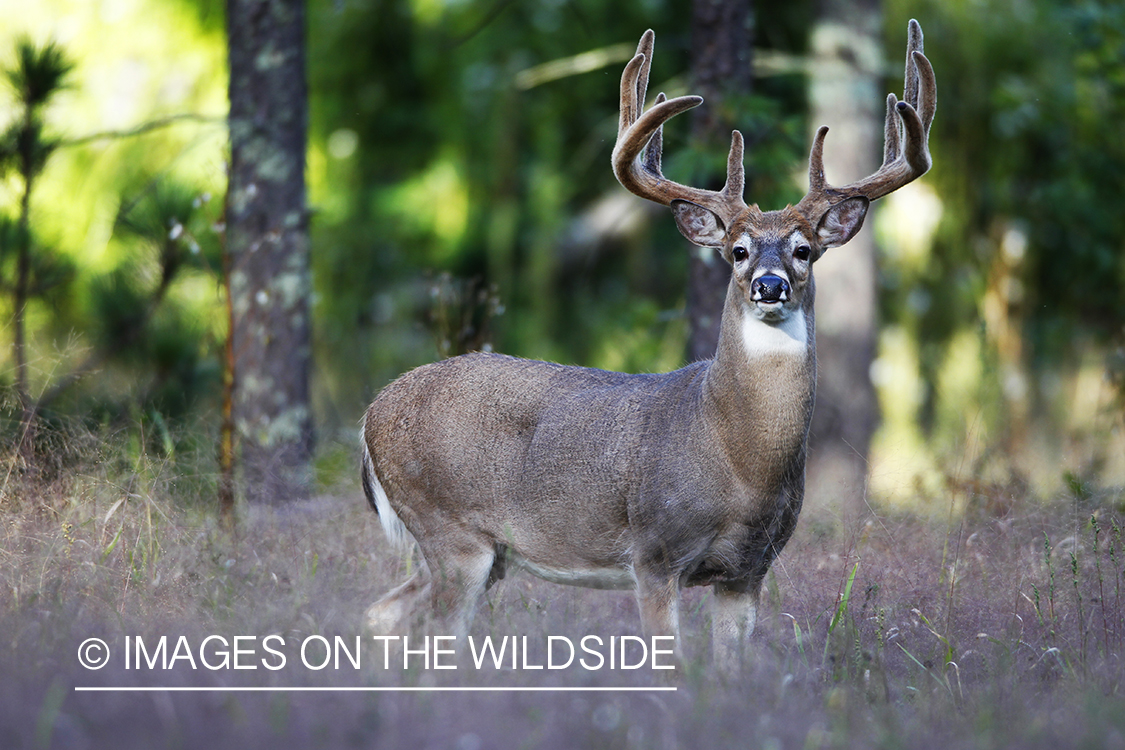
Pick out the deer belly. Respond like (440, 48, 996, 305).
(507, 551, 634, 590)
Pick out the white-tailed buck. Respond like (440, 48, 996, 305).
(361, 21, 935, 662)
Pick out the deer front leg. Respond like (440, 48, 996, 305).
(710, 579, 760, 672)
(632, 567, 681, 650)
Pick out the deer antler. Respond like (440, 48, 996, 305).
(611, 30, 748, 227)
(795, 19, 937, 220)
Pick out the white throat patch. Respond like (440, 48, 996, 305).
(740, 304, 808, 360)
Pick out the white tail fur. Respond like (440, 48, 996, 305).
(360, 418, 412, 552)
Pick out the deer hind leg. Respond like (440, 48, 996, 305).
(364, 545, 496, 638)
(417, 535, 498, 638)
(365, 568, 430, 636)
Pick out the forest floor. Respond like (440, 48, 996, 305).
(1, 440, 1123, 749)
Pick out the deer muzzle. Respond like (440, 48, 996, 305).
(751, 274, 790, 304)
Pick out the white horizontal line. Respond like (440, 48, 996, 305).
(74, 686, 677, 693)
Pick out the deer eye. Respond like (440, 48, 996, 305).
(732, 246, 749, 262)
(794, 245, 811, 262)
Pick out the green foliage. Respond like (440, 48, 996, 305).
(824, 562, 859, 667)
(0, 115, 51, 183)
(0, 215, 73, 301)
(3, 37, 73, 111)
(1, 36, 77, 428)
(0, 0, 234, 454)
(115, 181, 222, 273)
(0, 33, 224, 430)
(0, 38, 73, 179)
(307, 0, 813, 414)
(6, 0, 1121, 499)
(884, 0, 1125, 431)
(80, 176, 225, 418)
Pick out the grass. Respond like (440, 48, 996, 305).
(1, 425, 1123, 749)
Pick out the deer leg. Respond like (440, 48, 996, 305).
(710, 579, 760, 671)
(633, 568, 681, 643)
(365, 569, 431, 636)
(419, 537, 497, 638)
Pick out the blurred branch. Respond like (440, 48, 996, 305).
(61, 113, 225, 147)
(515, 44, 635, 90)
(514, 46, 810, 92)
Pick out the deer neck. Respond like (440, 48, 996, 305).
(702, 275, 818, 483)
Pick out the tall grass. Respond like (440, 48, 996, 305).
(1, 422, 1123, 748)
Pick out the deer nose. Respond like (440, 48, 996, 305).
(752, 274, 790, 303)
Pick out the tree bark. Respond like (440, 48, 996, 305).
(226, 0, 313, 504)
(686, 0, 754, 361)
(804, 0, 882, 522)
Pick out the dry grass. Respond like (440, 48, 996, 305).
(1, 430, 1123, 749)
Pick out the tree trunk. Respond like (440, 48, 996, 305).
(685, 0, 754, 362)
(226, 0, 313, 504)
(804, 0, 882, 522)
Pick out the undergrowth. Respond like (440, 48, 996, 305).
(0, 422, 1122, 749)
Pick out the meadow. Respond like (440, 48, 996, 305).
(1, 426, 1122, 750)
(3, 1, 1124, 747)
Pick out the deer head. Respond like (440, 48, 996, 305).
(613, 21, 935, 329)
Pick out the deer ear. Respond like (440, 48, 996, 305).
(816, 197, 869, 249)
(671, 200, 727, 248)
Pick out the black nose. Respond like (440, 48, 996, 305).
(752, 274, 790, 303)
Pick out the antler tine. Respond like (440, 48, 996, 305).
(612, 31, 748, 224)
(617, 34, 652, 142)
(904, 19, 922, 111)
(725, 130, 745, 199)
(911, 47, 937, 133)
(634, 29, 654, 118)
(807, 125, 829, 194)
(882, 94, 902, 164)
(796, 19, 937, 219)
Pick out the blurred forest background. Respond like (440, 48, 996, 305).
(1, 0, 1123, 515)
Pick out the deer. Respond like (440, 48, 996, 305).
(360, 20, 935, 665)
